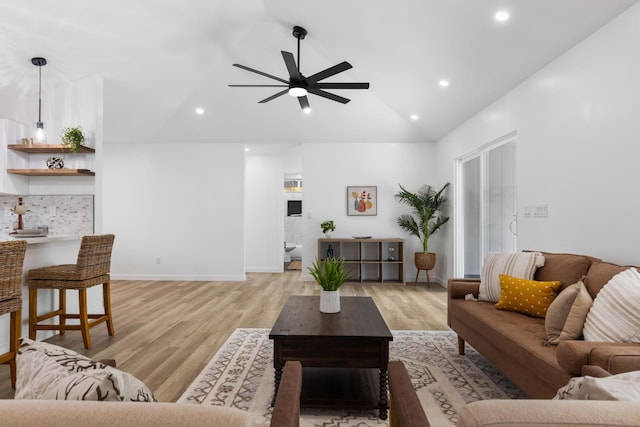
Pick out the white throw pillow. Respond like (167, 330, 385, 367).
(16, 338, 156, 402)
(478, 252, 545, 302)
(583, 268, 640, 343)
(554, 370, 640, 401)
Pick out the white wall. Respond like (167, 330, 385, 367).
(245, 146, 302, 272)
(103, 143, 246, 280)
(302, 142, 445, 283)
(436, 3, 640, 280)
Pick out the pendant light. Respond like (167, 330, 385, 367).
(31, 57, 47, 143)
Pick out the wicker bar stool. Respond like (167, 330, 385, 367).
(28, 234, 115, 349)
(0, 239, 27, 388)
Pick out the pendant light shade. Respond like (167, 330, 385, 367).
(31, 57, 47, 143)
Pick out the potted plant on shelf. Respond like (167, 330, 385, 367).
(320, 220, 335, 238)
(307, 256, 352, 313)
(61, 126, 85, 154)
(395, 182, 450, 284)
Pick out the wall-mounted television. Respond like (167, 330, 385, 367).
(287, 200, 302, 216)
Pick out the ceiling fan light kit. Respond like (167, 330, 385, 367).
(229, 25, 369, 111)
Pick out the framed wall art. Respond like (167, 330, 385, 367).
(347, 186, 377, 216)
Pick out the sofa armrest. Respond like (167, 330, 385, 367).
(270, 361, 302, 427)
(388, 361, 430, 427)
(590, 346, 640, 374)
(557, 341, 640, 375)
(447, 278, 480, 299)
(458, 400, 640, 427)
(581, 364, 612, 377)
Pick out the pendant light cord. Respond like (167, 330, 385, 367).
(38, 64, 42, 123)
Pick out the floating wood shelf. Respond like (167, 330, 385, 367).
(7, 169, 95, 176)
(8, 144, 96, 154)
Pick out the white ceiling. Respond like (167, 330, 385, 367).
(0, 0, 637, 144)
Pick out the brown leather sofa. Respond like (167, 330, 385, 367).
(448, 251, 640, 398)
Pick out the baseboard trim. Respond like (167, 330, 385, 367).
(110, 274, 247, 281)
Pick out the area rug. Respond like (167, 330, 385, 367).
(178, 328, 525, 426)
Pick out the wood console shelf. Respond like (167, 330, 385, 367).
(318, 238, 405, 284)
(8, 144, 95, 154)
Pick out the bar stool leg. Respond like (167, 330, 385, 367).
(103, 282, 115, 336)
(59, 289, 66, 335)
(28, 289, 37, 340)
(78, 289, 91, 349)
(9, 310, 20, 389)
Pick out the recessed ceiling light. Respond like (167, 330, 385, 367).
(410, 114, 419, 121)
(439, 79, 449, 88)
(245, 147, 250, 152)
(195, 107, 204, 115)
(495, 10, 510, 22)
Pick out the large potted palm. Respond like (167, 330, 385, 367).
(395, 183, 450, 283)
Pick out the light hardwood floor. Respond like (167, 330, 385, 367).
(0, 272, 449, 401)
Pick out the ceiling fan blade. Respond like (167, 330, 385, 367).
(281, 51, 302, 80)
(228, 84, 288, 87)
(306, 61, 352, 83)
(313, 82, 370, 90)
(308, 88, 350, 104)
(258, 89, 289, 103)
(298, 95, 310, 110)
(232, 64, 289, 84)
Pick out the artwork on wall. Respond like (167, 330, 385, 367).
(347, 186, 377, 216)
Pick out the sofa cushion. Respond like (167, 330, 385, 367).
(533, 252, 597, 292)
(583, 268, 640, 343)
(479, 252, 545, 302)
(554, 370, 640, 401)
(496, 275, 560, 318)
(16, 338, 156, 402)
(583, 261, 639, 299)
(544, 281, 593, 345)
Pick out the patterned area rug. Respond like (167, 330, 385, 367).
(178, 328, 525, 426)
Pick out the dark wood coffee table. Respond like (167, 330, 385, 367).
(269, 295, 393, 419)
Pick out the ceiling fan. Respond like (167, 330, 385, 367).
(229, 26, 370, 112)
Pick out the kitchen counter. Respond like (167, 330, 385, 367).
(0, 234, 98, 354)
(0, 234, 81, 244)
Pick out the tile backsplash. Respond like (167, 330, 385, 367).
(0, 194, 93, 235)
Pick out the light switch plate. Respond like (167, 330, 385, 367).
(533, 204, 549, 218)
(523, 205, 532, 218)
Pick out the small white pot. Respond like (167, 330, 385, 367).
(319, 289, 341, 313)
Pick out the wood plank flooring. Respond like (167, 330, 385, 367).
(0, 272, 449, 402)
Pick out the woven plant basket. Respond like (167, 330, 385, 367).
(414, 252, 436, 271)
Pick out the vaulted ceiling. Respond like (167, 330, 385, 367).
(0, 0, 637, 144)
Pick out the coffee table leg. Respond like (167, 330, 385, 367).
(271, 367, 282, 406)
(379, 368, 388, 420)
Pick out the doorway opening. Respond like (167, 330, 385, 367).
(284, 174, 303, 271)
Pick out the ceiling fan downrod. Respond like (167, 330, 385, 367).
(292, 26, 307, 73)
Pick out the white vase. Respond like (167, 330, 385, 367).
(319, 289, 341, 313)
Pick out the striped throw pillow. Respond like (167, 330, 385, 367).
(583, 268, 640, 343)
(479, 252, 545, 302)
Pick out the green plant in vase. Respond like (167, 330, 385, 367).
(61, 126, 86, 153)
(308, 256, 353, 313)
(321, 220, 335, 237)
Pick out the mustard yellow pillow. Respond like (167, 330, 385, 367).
(496, 274, 561, 318)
